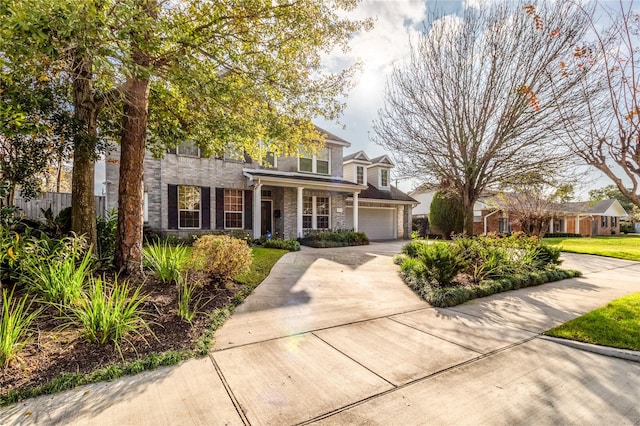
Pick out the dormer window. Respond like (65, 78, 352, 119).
(299, 147, 330, 175)
(356, 166, 364, 184)
(380, 169, 389, 187)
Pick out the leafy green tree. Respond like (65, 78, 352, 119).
(1, 0, 370, 272)
(429, 191, 464, 239)
(0, 65, 72, 204)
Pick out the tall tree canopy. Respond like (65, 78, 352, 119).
(374, 1, 591, 234)
(553, 1, 640, 210)
(1, 0, 370, 272)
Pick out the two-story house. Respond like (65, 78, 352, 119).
(105, 127, 416, 240)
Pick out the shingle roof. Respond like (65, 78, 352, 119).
(314, 125, 350, 146)
(359, 184, 417, 203)
(560, 199, 619, 215)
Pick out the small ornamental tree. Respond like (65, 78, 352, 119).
(429, 191, 464, 239)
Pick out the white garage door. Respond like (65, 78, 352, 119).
(346, 207, 396, 240)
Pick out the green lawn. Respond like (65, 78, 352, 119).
(234, 247, 288, 286)
(543, 235, 640, 261)
(546, 292, 640, 351)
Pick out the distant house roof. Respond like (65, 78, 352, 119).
(368, 154, 394, 167)
(343, 150, 371, 163)
(355, 184, 417, 204)
(559, 199, 628, 216)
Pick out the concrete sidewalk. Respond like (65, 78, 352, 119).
(1, 244, 639, 425)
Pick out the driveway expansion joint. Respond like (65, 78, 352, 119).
(297, 335, 541, 425)
(209, 354, 251, 425)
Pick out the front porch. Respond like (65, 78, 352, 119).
(244, 169, 366, 239)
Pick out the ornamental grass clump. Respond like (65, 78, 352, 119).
(1, 289, 40, 368)
(143, 240, 189, 284)
(19, 236, 93, 309)
(190, 235, 252, 282)
(65, 276, 151, 356)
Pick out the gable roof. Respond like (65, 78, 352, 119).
(343, 150, 371, 163)
(560, 199, 628, 216)
(368, 154, 394, 167)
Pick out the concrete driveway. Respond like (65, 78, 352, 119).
(2, 243, 640, 425)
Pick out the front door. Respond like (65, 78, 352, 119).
(261, 200, 272, 236)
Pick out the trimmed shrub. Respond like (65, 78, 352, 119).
(190, 235, 252, 282)
(429, 191, 464, 238)
(262, 238, 300, 251)
(299, 230, 369, 248)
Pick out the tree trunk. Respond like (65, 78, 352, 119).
(461, 190, 475, 236)
(115, 77, 149, 274)
(71, 52, 98, 249)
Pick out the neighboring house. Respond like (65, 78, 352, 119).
(105, 127, 416, 240)
(409, 187, 628, 236)
(473, 198, 628, 236)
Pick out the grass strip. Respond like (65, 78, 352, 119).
(543, 236, 640, 262)
(545, 292, 640, 351)
(1, 247, 288, 406)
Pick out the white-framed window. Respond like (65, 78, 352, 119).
(178, 185, 200, 229)
(302, 195, 330, 229)
(316, 197, 329, 229)
(498, 217, 511, 233)
(299, 147, 330, 175)
(224, 189, 243, 229)
(380, 169, 389, 187)
(356, 166, 364, 185)
(611, 216, 617, 227)
(553, 220, 562, 233)
(601, 216, 608, 227)
(178, 141, 200, 157)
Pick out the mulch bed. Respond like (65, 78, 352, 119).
(1, 272, 242, 397)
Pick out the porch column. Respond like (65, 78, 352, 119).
(563, 218, 567, 233)
(253, 181, 262, 239)
(353, 192, 359, 232)
(549, 220, 554, 234)
(297, 186, 304, 238)
(576, 215, 580, 234)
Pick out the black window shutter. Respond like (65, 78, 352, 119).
(215, 188, 224, 229)
(244, 190, 253, 230)
(168, 185, 178, 229)
(201, 186, 211, 229)
(167, 147, 177, 155)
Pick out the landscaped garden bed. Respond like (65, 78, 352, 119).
(0, 227, 288, 406)
(396, 233, 581, 307)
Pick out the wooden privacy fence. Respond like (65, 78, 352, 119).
(13, 192, 106, 220)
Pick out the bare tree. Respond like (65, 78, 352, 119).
(491, 173, 576, 237)
(374, 1, 591, 234)
(554, 1, 640, 209)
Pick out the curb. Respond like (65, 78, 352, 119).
(540, 335, 640, 363)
